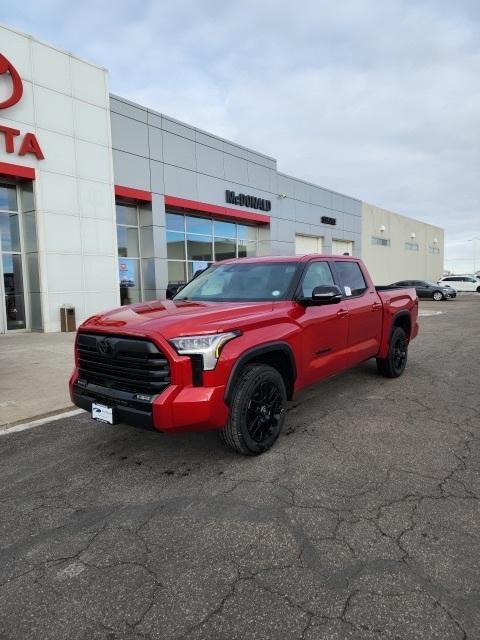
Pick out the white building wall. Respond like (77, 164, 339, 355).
(0, 24, 118, 332)
(362, 202, 444, 284)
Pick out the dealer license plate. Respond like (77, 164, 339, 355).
(92, 403, 114, 424)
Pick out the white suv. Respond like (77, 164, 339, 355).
(438, 275, 480, 292)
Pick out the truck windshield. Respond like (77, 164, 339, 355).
(174, 262, 299, 302)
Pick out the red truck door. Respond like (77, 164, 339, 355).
(332, 260, 383, 366)
(293, 260, 350, 387)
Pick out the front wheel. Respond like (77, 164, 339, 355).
(376, 326, 408, 378)
(219, 364, 287, 455)
(476, 286, 480, 293)
(432, 290, 444, 301)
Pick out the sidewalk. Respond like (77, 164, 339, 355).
(0, 332, 76, 428)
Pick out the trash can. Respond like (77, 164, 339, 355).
(60, 305, 76, 332)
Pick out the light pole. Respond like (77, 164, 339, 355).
(468, 237, 480, 273)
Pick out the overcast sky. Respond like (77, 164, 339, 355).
(3, 0, 480, 272)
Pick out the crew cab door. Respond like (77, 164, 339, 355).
(332, 260, 383, 366)
(293, 260, 349, 387)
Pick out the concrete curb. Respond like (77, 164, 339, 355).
(0, 406, 82, 434)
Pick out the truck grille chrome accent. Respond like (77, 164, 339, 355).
(77, 333, 170, 395)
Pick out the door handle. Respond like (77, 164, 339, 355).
(337, 308, 349, 318)
(371, 303, 382, 311)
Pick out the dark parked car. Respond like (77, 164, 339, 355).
(390, 280, 456, 301)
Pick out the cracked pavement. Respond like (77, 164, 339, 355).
(0, 298, 479, 639)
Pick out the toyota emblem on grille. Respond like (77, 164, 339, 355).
(97, 338, 114, 356)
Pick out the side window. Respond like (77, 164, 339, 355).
(301, 261, 334, 297)
(335, 261, 368, 297)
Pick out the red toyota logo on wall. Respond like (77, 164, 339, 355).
(0, 52, 45, 160)
(0, 53, 23, 109)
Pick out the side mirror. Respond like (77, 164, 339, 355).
(312, 285, 343, 304)
(298, 285, 343, 305)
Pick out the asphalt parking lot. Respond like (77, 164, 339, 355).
(1, 297, 479, 640)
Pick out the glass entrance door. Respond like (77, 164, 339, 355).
(0, 183, 27, 331)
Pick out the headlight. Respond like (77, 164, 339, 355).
(169, 331, 240, 370)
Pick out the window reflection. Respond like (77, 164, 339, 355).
(187, 234, 213, 262)
(0, 212, 21, 252)
(166, 211, 259, 292)
(186, 216, 212, 236)
(0, 184, 17, 212)
(116, 202, 142, 305)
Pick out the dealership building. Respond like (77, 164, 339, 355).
(0, 23, 444, 333)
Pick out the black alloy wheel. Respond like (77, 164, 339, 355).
(377, 326, 409, 378)
(245, 380, 284, 444)
(392, 332, 408, 372)
(220, 363, 287, 455)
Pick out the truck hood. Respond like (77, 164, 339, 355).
(80, 299, 277, 340)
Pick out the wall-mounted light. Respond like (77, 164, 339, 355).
(410, 232, 416, 239)
(433, 237, 438, 245)
(379, 224, 386, 233)
(278, 193, 288, 199)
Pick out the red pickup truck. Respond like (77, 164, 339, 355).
(70, 255, 418, 455)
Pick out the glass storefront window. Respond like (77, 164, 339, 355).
(22, 212, 38, 253)
(166, 213, 185, 232)
(215, 237, 236, 261)
(238, 224, 258, 243)
(238, 241, 258, 258)
(117, 225, 140, 257)
(2, 253, 26, 330)
(165, 210, 259, 291)
(187, 234, 213, 262)
(186, 215, 212, 236)
(1, 183, 28, 332)
(168, 260, 186, 284)
(20, 182, 34, 213)
(0, 212, 21, 252)
(118, 258, 141, 306)
(167, 231, 186, 260)
(116, 202, 142, 305)
(116, 203, 139, 226)
(214, 220, 236, 238)
(0, 184, 17, 212)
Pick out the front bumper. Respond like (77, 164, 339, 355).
(70, 370, 229, 433)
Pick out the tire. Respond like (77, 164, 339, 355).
(219, 364, 287, 455)
(376, 326, 408, 378)
(476, 286, 480, 293)
(432, 290, 443, 301)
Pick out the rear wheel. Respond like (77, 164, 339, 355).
(219, 364, 286, 455)
(476, 286, 480, 293)
(376, 326, 408, 378)
(432, 290, 443, 301)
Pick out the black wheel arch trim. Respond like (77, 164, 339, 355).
(391, 310, 412, 338)
(224, 341, 297, 405)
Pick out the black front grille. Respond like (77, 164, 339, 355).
(77, 333, 170, 395)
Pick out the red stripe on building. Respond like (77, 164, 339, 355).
(164, 195, 270, 225)
(114, 185, 152, 202)
(0, 161, 35, 181)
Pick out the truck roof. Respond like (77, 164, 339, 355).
(217, 254, 360, 265)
